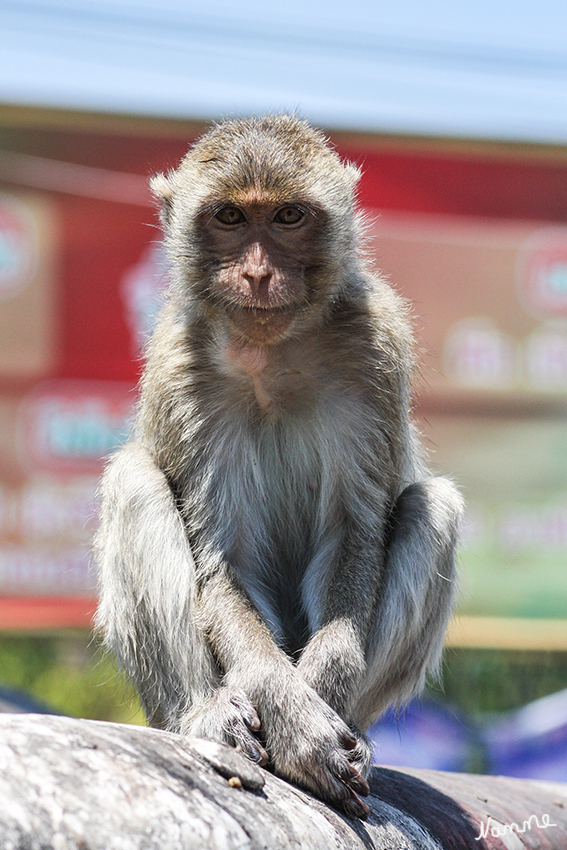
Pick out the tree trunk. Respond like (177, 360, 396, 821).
(0, 713, 565, 849)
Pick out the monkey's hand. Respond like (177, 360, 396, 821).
(181, 687, 269, 767)
(254, 671, 371, 819)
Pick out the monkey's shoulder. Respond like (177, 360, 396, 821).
(326, 276, 414, 378)
(365, 274, 414, 347)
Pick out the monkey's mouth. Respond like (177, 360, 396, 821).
(243, 303, 290, 319)
(229, 304, 295, 342)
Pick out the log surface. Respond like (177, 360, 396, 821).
(0, 713, 565, 850)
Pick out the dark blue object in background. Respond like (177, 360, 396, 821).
(484, 687, 567, 782)
(368, 699, 473, 773)
(0, 685, 54, 715)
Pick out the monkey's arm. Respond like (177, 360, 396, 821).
(193, 569, 371, 818)
(297, 527, 384, 719)
(297, 476, 463, 732)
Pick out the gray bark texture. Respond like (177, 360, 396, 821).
(0, 713, 565, 850)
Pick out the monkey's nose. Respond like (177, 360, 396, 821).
(243, 273, 272, 300)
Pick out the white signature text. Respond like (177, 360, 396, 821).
(476, 813, 557, 840)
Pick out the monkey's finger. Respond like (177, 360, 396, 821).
(320, 760, 370, 820)
(303, 763, 352, 813)
(228, 691, 262, 732)
(344, 766, 370, 797)
(235, 704, 261, 732)
(243, 712, 261, 732)
(333, 758, 370, 797)
(341, 788, 370, 821)
(232, 730, 269, 766)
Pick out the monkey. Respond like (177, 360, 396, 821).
(95, 114, 463, 820)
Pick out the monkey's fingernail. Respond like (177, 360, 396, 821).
(249, 745, 269, 766)
(349, 772, 370, 796)
(341, 733, 357, 750)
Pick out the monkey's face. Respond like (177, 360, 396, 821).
(151, 115, 363, 344)
(195, 196, 329, 345)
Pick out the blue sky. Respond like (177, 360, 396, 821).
(1, 0, 567, 142)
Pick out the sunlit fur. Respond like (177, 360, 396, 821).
(95, 114, 463, 820)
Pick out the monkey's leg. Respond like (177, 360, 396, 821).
(97, 445, 266, 759)
(353, 476, 463, 731)
(95, 442, 222, 732)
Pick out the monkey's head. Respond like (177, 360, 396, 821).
(151, 114, 362, 345)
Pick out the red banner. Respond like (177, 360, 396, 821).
(1, 121, 567, 627)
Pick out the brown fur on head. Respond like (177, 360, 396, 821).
(150, 114, 362, 345)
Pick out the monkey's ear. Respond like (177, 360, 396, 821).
(149, 173, 174, 226)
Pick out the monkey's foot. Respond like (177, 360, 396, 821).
(181, 687, 269, 766)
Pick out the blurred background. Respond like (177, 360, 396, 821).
(0, 0, 566, 779)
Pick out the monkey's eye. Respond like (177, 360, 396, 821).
(215, 206, 245, 225)
(274, 206, 305, 225)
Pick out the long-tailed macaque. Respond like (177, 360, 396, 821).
(95, 114, 463, 820)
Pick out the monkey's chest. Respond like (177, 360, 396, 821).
(210, 429, 334, 652)
(187, 388, 375, 649)
(229, 465, 321, 603)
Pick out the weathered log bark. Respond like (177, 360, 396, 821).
(0, 714, 565, 850)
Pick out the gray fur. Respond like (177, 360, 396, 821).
(95, 114, 463, 820)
